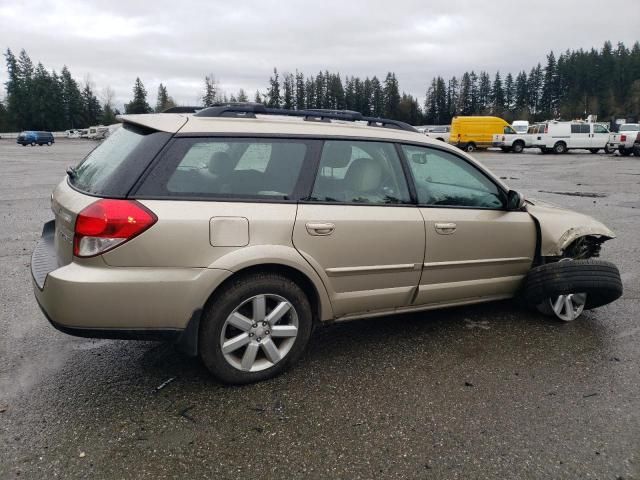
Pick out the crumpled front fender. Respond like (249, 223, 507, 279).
(526, 199, 615, 257)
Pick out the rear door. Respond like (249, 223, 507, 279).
(293, 139, 425, 317)
(401, 144, 536, 306)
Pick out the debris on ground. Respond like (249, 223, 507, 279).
(179, 405, 196, 423)
(155, 377, 176, 392)
(538, 190, 608, 198)
(583, 393, 598, 398)
(0, 405, 7, 413)
(464, 382, 475, 387)
(79, 452, 86, 458)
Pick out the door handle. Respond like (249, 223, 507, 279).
(434, 222, 457, 235)
(306, 222, 335, 236)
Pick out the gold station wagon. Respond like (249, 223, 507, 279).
(31, 104, 622, 384)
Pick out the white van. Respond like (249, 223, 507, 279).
(531, 121, 612, 154)
(511, 120, 529, 134)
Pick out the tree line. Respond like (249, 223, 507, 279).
(2, 41, 639, 132)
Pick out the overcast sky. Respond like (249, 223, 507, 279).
(1, 0, 639, 109)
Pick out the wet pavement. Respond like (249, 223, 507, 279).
(0, 140, 638, 479)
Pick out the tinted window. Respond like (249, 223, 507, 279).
(571, 124, 590, 134)
(309, 140, 410, 204)
(504, 126, 517, 134)
(70, 124, 171, 197)
(402, 145, 504, 209)
(144, 138, 308, 199)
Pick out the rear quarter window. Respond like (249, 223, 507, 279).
(136, 137, 316, 201)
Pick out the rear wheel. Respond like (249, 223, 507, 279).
(553, 141, 567, 154)
(199, 272, 313, 384)
(604, 144, 614, 154)
(619, 147, 632, 156)
(589, 148, 600, 154)
(465, 142, 476, 153)
(512, 141, 525, 153)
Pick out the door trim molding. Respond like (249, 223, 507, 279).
(423, 257, 531, 269)
(326, 263, 421, 276)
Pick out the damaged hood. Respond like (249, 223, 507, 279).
(525, 198, 615, 256)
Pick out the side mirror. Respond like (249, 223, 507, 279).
(507, 190, 526, 211)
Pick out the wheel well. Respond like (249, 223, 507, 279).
(205, 263, 322, 324)
(514, 140, 524, 146)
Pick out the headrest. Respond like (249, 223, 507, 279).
(208, 151, 235, 176)
(321, 142, 352, 168)
(344, 158, 383, 193)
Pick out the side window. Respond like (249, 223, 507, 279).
(402, 145, 504, 209)
(571, 124, 580, 134)
(593, 124, 608, 134)
(504, 126, 516, 134)
(309, 140, 411, 204)
(141, 138, 308, 199)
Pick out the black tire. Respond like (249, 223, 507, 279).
(604, 144, 614, 154)
(589, 148, 600, 154)
(521, 259, 622, 310)
(553, 141, 567, 154)
(619, 147, 632, 157)
(512, 141, 525, 153)
(540, 147, 549, 154)
(30, 141, 36, 147)
(465, 142, 476, 153)
(199, 272, 313, 384)
(47, 141, 52, 146)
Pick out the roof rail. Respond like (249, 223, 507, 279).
(162, 106, 204, 114)
(193, 103, 419, 132)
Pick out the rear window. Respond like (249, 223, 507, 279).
(136, 138, 312, 200)
(620, 124, 639, 131)
(69, 123, 171, 197)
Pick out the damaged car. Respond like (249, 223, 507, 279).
(31, 104, 623, 384)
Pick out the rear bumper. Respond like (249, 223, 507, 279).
(31, 222, 232, 340)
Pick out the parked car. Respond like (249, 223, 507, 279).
(449, 116, 512, 152)
(32, 105, 622, 384)
(491, 124, 532, 153)
(531, 121, 612, 154)
(16, 131, 55, 146)
(608, 123, 640, 156)
(511, 120, 529, 134)
(424, 125, 450, 143)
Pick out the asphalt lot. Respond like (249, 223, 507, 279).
(0, 139, 638, 479)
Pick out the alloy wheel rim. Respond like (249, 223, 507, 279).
(219, 294, 299, 372)
(547, 293, 587, 321)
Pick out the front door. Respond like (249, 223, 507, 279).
(400, 144, 537, 306)
(293, 140, 425, 317)
(591, 123, 610, 148)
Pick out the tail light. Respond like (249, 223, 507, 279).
(636, 133, 640, 142)
(73, 199, 157, 257)
(620, 135, 626, 142)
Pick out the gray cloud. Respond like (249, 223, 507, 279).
(1, 0, 638, 108)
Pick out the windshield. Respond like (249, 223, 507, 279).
(513, 125, 528, 133)
(620, 124, 639, 131)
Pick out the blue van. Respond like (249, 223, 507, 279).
(17, 131, 55, 146)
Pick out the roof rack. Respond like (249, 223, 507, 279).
(162, 106, 204, 114)
(192, 103, 419, 133)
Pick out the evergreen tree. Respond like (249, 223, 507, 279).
(295, 71, 305, 109)
(540, 51, 559, 118)
(4, 48, 23, 129)
(447, 76, 459, 119)
(362, 77, 373, 115)
(504, 73, 515, 113)
(236, 88, 248, 103)
(492, 71, 505, 114)
(514, 71, 528, 114)
(202, 75, 218, 107)
(267, 68, 281, 108)
(383, 72, 400, 118)
(370, 76, 384, 117)
(478, 71, 492, 114)
(527, 64, 543, 118)
(458, 72, 472, 115)
(155, 83, 175, 112)
(125, 77, 151, 114)
(469, 71, 479, 114)
(61, 66, 84, 128)
(81, 81, 102, 126)
(284, 73, 296, 109)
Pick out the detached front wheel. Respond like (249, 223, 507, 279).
(522, 259, 622, 322)
(199, 273, 313, 384)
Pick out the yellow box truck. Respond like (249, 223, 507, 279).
(449, 116, 511, 152)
